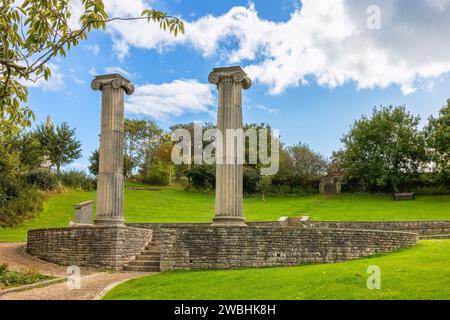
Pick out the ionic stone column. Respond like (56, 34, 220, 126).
(91, 74, 134, 226)
(208, 66, 251, 226)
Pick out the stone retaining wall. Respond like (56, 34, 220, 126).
(27, 226, 152, 270)
(128, 220, 450, 238)
(159, 226, 418, 271)
(287, 219, 450, 237)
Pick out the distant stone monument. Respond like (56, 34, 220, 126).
(319, 174, 342, 194)
(208, 66, 251, 226)
(91, 74, 134, 226)
(40, 115, 53, 170)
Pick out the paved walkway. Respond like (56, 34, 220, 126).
(0, 243, 150, 300)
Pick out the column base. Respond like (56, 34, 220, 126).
(94, 218, 125, 227)
(211, 216, 247, 227)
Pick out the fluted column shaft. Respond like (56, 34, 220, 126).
(91, 74, 134, 226)
(208, 66, 251, 226)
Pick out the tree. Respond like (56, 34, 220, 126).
(88, 148, 99, 176)
(425, 99, 450, 182)
(36, 122, 82, 174)
(339, 106, 427, 192)
(89, 148, 138, 178)
(0, 133, 44, 227)
(125, 119, 163, 176)
(9, 131, 45, 170)
(257, 176, 272, 200)
(1, 0, 184, 135)
(243, 166, 260, 194)
(287, 143, 328, 182)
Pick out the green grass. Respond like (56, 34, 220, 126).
(103, 240, 450, 300)
(1, 184, 450, 242)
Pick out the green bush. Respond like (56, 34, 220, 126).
(57, 170, 96, 191)
(412, 185, 450, 195)
(141, 161, 172, 186)
(243, 167, 260, 194)
(141, 174, 169, 186)
(25, 169, 57, 190)
(187, 165, 215, 190)
(0, 185, 43, 227)
(0, 263, 52, 289)
(0, 262, 7, 274)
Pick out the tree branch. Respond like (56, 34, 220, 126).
(1, 14, 182, 76)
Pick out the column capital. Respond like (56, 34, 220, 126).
(91, 74, 135, 95)
(208, 66, 252, 90)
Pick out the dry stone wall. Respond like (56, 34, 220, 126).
(128, 220, 450, 238)
(27, 226, 152, 270)
(287, 219, 450, 237)
(160, 226, 418, 271)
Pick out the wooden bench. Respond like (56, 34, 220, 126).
(393, 192, 415, 201)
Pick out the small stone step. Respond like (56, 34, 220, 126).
(128, 260, 160, 267)
(141, 250, 160, 255)
(123, 236, 161, 273)
(123, 265, 160, 272)
(135, 255, 160, 261)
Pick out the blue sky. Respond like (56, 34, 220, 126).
(26, 0, 450, 170)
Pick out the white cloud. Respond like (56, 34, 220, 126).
(125, 79, 214, 120)
(89, 67, 97, 76)
(84, 43, 100, 56)
(71, 75, 85, 85)
(68, 0, 84, 29)
(104, 66, 132, 78)
(103, 0, 450, 95)
(113, 39, 130, 61)
(425, 0, 450, 11)
(22, 63, 65, 91)
(254, 104, 280, 116)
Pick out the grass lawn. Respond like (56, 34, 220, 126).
(1, 184, 450, 242)
(103, 240, 450, 300)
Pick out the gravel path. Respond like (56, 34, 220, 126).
(0, 243, 151, 300)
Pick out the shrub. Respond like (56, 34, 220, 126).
(187, 165, 215, 190)
(412, 185, 450, 195)
(243, 167, 260, 194)
(141, 173, 169, 186)
(25, 169, 57, 190)
(0, 262, 8, 274)
(0, 264, 52, 289)
(140, 161, 172, 186)
(57, 170, 96, 191)
(0, 185, 43, 227)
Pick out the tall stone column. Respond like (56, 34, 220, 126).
(91, 74, 134, 226)
(208, 66, 251, 226)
